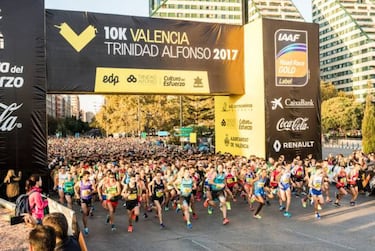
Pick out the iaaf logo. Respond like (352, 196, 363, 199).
(271, 97, 314, 110)
(0, 103, 23, 131)
(276, 117, 309, 131)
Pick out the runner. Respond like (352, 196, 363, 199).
(347, 163, 360, 206)
(251, 168, 268, 219)
(278, 164, 292, 217)
(308, 164, 325, 219)
(174, 168, 196, 229)
(98, 171, 122, 231)
(148, 170, 167, 228)
(55, 166, 68, 205)
(204, 164, 230, 225)
(62, 170, 76, 209)
(74, 170, 94, 235)
(121, 174, 141, 233)
(334, 165, 348, 207)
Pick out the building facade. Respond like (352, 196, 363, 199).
(313, 0, 375, 102)
(150, 0, 304, 25)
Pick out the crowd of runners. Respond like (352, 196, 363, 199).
(47, 137, 375, 235)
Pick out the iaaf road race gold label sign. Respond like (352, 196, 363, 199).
(46, 10, 244, 94)
(274, 29, 308, 87)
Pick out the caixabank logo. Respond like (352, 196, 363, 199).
(55, 23, 97, 52)
(274, 29, 308, 87)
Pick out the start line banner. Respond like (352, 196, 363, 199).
(46, 10, 244, 95)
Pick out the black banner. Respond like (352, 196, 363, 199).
(263, 19, 322, 161)
(0, 0, 47, 175)
(46, 10, 244, 95)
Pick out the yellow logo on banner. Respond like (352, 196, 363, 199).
(94, 67, 210, 94)
(55, 23, 97, 52)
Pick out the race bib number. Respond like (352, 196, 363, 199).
(128, 193, 137, 200)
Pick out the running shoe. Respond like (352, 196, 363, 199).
(111, 224, 116, 231)
(187, 222, 192, 229)
(253, 214, 262, 219)
(105, 215, 110, 224)
(350, 201, 355, 206)
(222, 218, 230, 225)
(203, 199, 209, 208)
(143, 213, 148, 218)
(83, 227, 89, 235)
(283, 211, 292, 218)
(128, 225, 133, 232)
(279, 205, 285, 211)
(266, 200, 271, 206)
(334, 202, 341, 207)
(208, 206, 213, 215)
(192, 213, 198, 220)
(164, 206, 169, 211)
(189, 206, 193, 213)
(160, 223, 165, 229)
(301, 199, 307, 208)
(315, 213, 321, 220)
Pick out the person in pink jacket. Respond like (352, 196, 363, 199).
(26, 175, 48, 224)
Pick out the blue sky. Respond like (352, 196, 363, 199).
(45, 0, 312, 21)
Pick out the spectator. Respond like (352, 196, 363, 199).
(28, 225, 56, 251)
(26, 174, 49, 225)
(43, 212, 81, 251)
(3, 169, 22, 202)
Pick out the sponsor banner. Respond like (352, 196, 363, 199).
(275, 29, 308, 87)
(0, 0, 47, 173)
(263, 19, 321, 161)
(94, 68, 209, 94)
(215, 95, 265, 158)
(46, 10, 244, 94)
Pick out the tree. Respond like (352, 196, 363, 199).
(320, 81, 338, 101)
(321, 96, 363, 134)
(362, 91, 375, 153)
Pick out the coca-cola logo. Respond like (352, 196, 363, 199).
(276, 117, 309, 131)
(0, 103, 23, 131)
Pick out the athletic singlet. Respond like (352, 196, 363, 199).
(79, 181, 93, 200)
(348, 171, 358, 185)
(127, 183, 138, 201)
(270, 170, 280, 187)
(63, 179, 75, 194)
(58, 173, 68, 188)
(105, 184, 118, 197)
(337, 171, 347, 186)
(311, 174, 323, 190)
(294, 166, 304, 179)
(153, 180, 165, 198)
(225, 173, 237, 188)
(180, 178, 193, 196)
(253, 177, 266, 195)
(212, 173, 226, 191)
(279, 172, 291, 190)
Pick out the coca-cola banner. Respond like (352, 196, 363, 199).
(263, 19, 321, 160)
(0, 0, 47, 174)
(46, 10, 244, 95)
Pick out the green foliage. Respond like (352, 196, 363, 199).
(47, 116, 90, 136)
(94, 95, 215, 135)
(362, 93, 375, 153)
(321, 96, 363, 133)
(320, 81, 338, 101)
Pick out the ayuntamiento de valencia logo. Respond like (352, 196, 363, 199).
(55, 23, 97, 52)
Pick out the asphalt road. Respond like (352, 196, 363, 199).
(77, 188, 375, 251)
